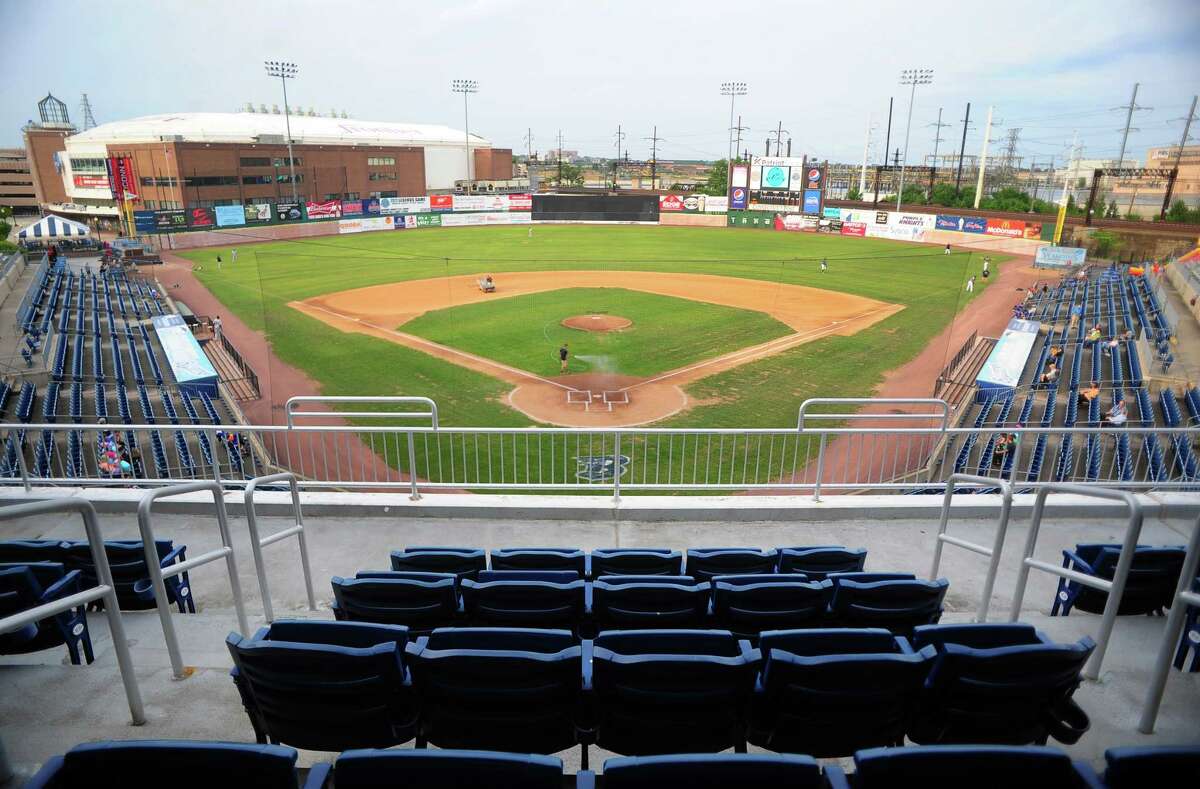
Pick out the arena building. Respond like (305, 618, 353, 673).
(23, 99, 513, 220)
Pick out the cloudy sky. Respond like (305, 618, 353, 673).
(4, 0, 1198, 168)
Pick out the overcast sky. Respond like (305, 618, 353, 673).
(4, 0, 1198, 168)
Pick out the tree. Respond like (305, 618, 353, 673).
(699, 159, 729, 197)
(1090, 229, 1122, 259)
(929, 183, 958, 206)
(845, 184, 863, 201)
(1164, 199, 1200, 224)
(1122, 211, 1141, 221)
(549, 162, 584, 187)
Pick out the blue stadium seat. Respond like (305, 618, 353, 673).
(61, 539, 194, 613)
(227, 620, 417, 751)
(826, 576, 949, 634)
(591, 575, 710, 630)
(909, 623, 1094, 746)
(777, 546, 867, 578)
(1103, 746, 1200, 787)
(489, 547, 587, 575)
(685, 548, 779, 581)
(590, 629, 759, 756)
(404, 627, 583, 759)
(711, 575, 828, 638)
(306, 749, 569, 789)
(748, 628, 933, 756)
(331, 571, 461, 632)
(852, 745, 1103, 788)
(460, 574, 586, 630)
(390, 547, 486, 579)
(590, 548, 682, 577)
(0, 540, 65, 565)
(0, 563, 93, 665)
(25, 741, 304, 789)
(601, 753, 847, 789)
(1051, 544, 1186, 617)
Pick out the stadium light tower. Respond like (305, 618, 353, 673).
(896, 68, 933, 210)
(452, 79, 479, 187)
(264, 60, 300, 204)
(720, 82, 748, 162)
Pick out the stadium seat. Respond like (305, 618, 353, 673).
(1103, 746, 1200, 787)
(909, 623, 1094, 746)
(306, 749, 569, 789)
(748, 628, 933, 756)
(404, 627, 584, 759)
(331, 572, 461, 632)
(601, 753, 848, 789)
(591, 575, 711, 630)
(25, 741, 305, 789)
(489, 547, 587, 575)
(777, 546, 867, 579)
(851, 745, 1103, 788)
(62, 539, 194, 613)
(459, 574, 587, 630)
(589, 629, 759, 756)
(1051, 544, 1186, 617)
(685, 548, 779, 581)
(0, 540, 66, 565)
(389, 547, 486, 579)
(590, 548, 683, 577)
(0, 563, 93, 665)
(710, 575, 828, 638)
(826, 576, 949, 634)
(226, 620, 418, 751)
(1174, 578, 1200, 672)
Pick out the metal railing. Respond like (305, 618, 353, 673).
(928, 473, 1014, 623)
(243, 472, 317, 622)
(0, 498, 145, 724)
(136, 481, 248, 679)
(1009, 483, 1143, 680)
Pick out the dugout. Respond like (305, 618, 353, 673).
(532, 193, 659, 223)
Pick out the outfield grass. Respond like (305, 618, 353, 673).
(181, 224, 1001, 430)
(402, 287, 794, 378)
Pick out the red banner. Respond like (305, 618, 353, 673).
(507, 193, 532, 211)
(73, 174, 110, 189)
(985, 218, 1025, 238)
(304, 199, 342, 219)
(840, 221, 867, 237)
(659, 194, 685, 212)
(430, 194, 453, 211)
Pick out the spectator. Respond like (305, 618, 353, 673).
(1040, 363, 1059, 385)
(212, 315, 223, 343)
(1086, 325, 1102, 343)
(992, 433, 1010, 466)
(1103, 336, 1120, 356)
(1102, 399, 1127, 427)
(1048, 346, 1063, 362)
(1078, 381, 1101, 406)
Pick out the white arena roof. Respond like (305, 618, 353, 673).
(67, 112, 491, 149)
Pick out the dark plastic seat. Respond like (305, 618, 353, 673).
(459, 576, 586, 630)
(590, 548, 683, 577)
(306, 749, 567, 789)
(590, 629, 760, 756)
(1051, 543, 1186, 616)
(0, 540, 66, 565)
(226, 620, 417, 751)
(853, 745, 1104, 788)
(601, 753, 848, 789)
(909, 623, 1095, 746)
(61, 539, 193, 613)
(25, 740, 303, 789)
(490, 547, 587, 575)
(0, 563, 93, 665)
(711, 575, 828, 638)
(389, 547, 486, 579)
(748, 628, 934, 756)
(827, 577, 949, 635)
(685, 548, 779, 582)
(777, 546, 867, 579)
(1103, 746, 1200, 787)
(404, 627, 584, 761)
(331, 572, 460, 632)
(592, 576, 710, 630)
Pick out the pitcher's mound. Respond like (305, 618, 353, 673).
(562, 314, 632, 332)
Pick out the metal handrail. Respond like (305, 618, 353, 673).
(285, 396, 439, 428)
(1008, 483, 1143, 680)
(796, 397, 951, 430)
(0, 498, 145, 724)
(928, 473, 1014, 622)
(136, 481, 249, 679)
(1139, 512, 1200, 733)
(243, 472, 317, 622)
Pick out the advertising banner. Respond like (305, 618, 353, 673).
(153, 210, 188, 231)
(730, 187, 748, 210)
(415, 213, 442, 227)
(681, 195, 707, 212)
(802, 189, 821, 215)
(935, 214, 987, 233)
(341, 200, 364, 216)
(106, 156, 138, 201)
(379, 196, 431, 214)
(726, 210, 774, 228)
(866, 223, 925, 242)
(214, 205, 246, 227)
(659, 194, 685, 212)
(338, 216, 394, 234)
(890, 212, 937, 229)
(805, 167, 822, 190)
(452, 194, 487, 211)
(838, 208, 876, 224)
(73, 174, 110, 190)
(703, 196, 728, 213)
(133, 211, 156, 233)
(779, 214, 819, 232)
(1023, 222, 1043, 239)
(1034, 246, 1087, 268)
(244, 203, 271, 223)
(440, 212, 531, 227)
(396, 215, 416, 229)
(818, 218, 843, 233)
(730, 164, 749, 188)
(305, 200, 342, 219)
(430, 194, 453, 211)
(985, 218, 1026, 238)
(841, 221, 867, 237)
(276, 202, 303, 222)
(364, 198, 381, 215)
(750, 156, 807, 192)
(508, 193, 533, 211)
(823, 206, 842, 219)
(188, 207, 215, 228)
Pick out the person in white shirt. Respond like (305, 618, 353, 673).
(1103, 400, 1127, 427)
(212, 315, 223, 343)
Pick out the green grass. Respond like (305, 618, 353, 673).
(402, 287, 793, 378)
(181, 224, 1002, 432)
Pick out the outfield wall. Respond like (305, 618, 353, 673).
(658, 213, 726, 228)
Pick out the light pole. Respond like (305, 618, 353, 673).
(451, 79, 478, 190)
(264, 60, 300, 205)
(896, 68, 933, 211)
(720, 82, 747, 162)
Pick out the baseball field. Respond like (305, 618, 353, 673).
(179, 224, 1000, 430)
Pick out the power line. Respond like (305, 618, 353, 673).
(1113, 82, 1152, 166)
(644, 125, 665, 189)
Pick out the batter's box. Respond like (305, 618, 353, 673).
(603, 390, 630, 407)
(567, 390, 593, 408)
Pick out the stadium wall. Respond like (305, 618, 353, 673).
(658, 212, 726, 227)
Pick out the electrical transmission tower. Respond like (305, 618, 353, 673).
(644, 126, 665, 189)
(1113, 82, 1151, 167)
(80, 93, 97, 130)
(996, 128, 1022, 188)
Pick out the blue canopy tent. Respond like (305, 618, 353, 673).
(18, 215, 91, 241)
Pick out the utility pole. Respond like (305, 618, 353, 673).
(732, 115, 748, 161)
(954, 102, 971, 196)
(883, 98, 893, 170)
(772, 122, 788, 157)
(557, 129, 563, 186)
(1170, 95, 1198, 174)
(613, 124, 625, 163)
(859, 112, 873, 196)
(997, 128, 1021, 189)
(523, 127, 533, 161)
(1114, 82, 1150, 168)
(928, 107, 950, 193)
(644, 126, 664, 189)
(973, 106, 995, 209)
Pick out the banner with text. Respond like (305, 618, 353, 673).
(245, 203, 272, 224)
(305, 200, 342, 219)
(935, 214, 987, 234)
(214, 205, 246, 227)
(379, 196, 431, 214)
(338, 216, 395, 234)
(276, 202, 303, 222)
(187, 207, 215, 228)
(1034, 246, 1087, 268)
(985, 218, 1026, 238)
(153, 210, 187, 231)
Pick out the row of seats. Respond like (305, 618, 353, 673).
(226, 621, 1095, 758)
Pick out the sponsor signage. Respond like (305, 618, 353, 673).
(1023, 222, 1042, 239)
(802, 189, 821, 215)
(749, 156, 807, 192)
(1034, 246, 1087, 268)
(379, 196, 431, 214)
(305, 199, 342, 219)
(245, 203, 271, 223)
(341, 199, 364, 216)
(659, 194, 685, 212)
(415, 213, 442, 227)
(452, 194, 514, 212)
(703, 196, 728, 213)
(935, 214, 988, 234)
(818, 218, 843, 233)
(440, 212, 531, 227)
(338, 216, 394, 234)
(153, 209, 188, 231)
(364, 198, 381, 215)
(508, 193, 533, 211)
(726, 210, 774, 228)
(805, 167, 822, 190)
(133, 211, 156, 233)
(276, 202, 303, 222)
(823, 206, 842, 219)
(73, 174, 110, 190)
(875, 211, 890, 225)
(188, 207, 215, 228)
(430, 194, 453, 211)
(214, 205, 245, 227)
(841, 221, 867, 237)
(104, 156, 138, 202)
(779, 214, 819, 232)
(730, 164, 749, 188)
(985, 218, 1026, 238)
(730, 187, 748, 210)
(891, 212, 936, 228)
